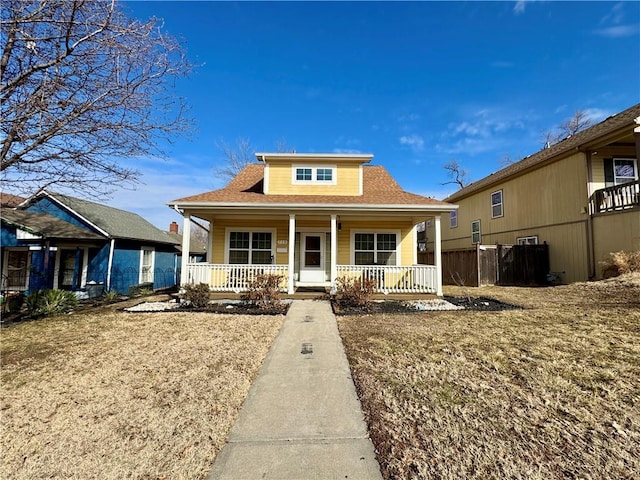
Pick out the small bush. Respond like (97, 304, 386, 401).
(241, 274, 284, 310)
(102, 290, 119, 302)
(334, 276, 376, 309)
(600, 250, 640, 278)
(25, 289, 78, 317)
(182, 283, 211, 308)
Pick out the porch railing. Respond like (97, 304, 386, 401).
(589, 180, 640, 214)
(186, 263, 289, 292)
(336, 264, 438, 294)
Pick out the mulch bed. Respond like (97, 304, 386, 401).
(332, 296, 522, 315)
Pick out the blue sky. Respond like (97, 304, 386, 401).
(111, 1, 639, 230)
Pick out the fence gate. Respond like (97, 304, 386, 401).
(496, 244, 549, 286)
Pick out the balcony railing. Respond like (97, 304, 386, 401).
(589, 180, 640, 214)
(336, 264, 438, 294)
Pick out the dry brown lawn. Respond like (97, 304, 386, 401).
(338, 274, 640, 479)
(1, 301, 284, 479)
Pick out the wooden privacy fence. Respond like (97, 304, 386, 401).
(419, 243, 550, 286)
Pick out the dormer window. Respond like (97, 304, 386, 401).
(293, 165, 336, 185)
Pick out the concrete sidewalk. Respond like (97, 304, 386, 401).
(208, 300, 383, 480)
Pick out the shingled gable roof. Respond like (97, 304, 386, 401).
(170, 164, 455, 210)
(32, 191, 178, 245)
(2, 209, 105, 241)
(446, 103, 640, 202)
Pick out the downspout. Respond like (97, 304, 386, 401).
(106, 239, 115, 291)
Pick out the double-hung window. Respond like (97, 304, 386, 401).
(450, 210, 458, 228)
(613, 158, 638, 185)
(354, 233, 397, 265)
(229, 231, 273, 264)
(491, 190, 503, 218)
(471, 220, 481, 244)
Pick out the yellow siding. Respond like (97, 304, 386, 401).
(592, 210, 640, 278)
(267, 162, 361, 195)
(439, 152, 592, 282)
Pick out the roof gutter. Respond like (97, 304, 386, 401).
(168, 201, 457, 212)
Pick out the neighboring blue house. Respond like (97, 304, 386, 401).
(1, 190, 179, 295)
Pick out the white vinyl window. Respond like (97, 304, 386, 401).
(139, 247, 155, 284)
(491, 190, 503, 218)
(471, 220, 481, 244)
(517, 236, 539, 245)
(228, 231, 273, 264)
(354, 233, 398, 265)
(292, 165, 336, 185)
(450, 211, 458, 228)
(613, 158, 638, 185)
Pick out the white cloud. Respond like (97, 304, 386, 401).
(399, 134, 425, 153)
(593, 24, 639, 38)
(513, 1, 528, 15)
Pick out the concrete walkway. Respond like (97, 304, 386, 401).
(208, 300, 383, 480)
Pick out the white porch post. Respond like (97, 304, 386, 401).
(288, 214, 296, 294)
(434, 214, 443, 296)
(181, 213, 191, 286)
(330, 214, 337, 291)
(206, 221, 214, 263)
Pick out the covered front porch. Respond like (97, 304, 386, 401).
(179, 211, 445, 295)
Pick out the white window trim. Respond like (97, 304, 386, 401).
(292, 164, 337, 185)
(2, 248, 31, 291)
(471, 220, 481, 244)
(517, 235, 539, 245)
(613, 158, 638, 185)
(491, 189, 504, 219)
(139, 246, 155, 284)
(224, 228, 277, 264)
(350, 230, 401, 266)
(450, 211, 458, 228)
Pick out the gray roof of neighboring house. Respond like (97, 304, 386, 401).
(36, 191, 178, 245)
(167, 232, 207, 255)
(446, 103, 640, 202)
(1, 209, 105, 241)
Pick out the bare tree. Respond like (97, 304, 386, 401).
(1, 0, 192, 197)
(214, 137, 256, 182)
(441, 160, 470, 189)
(214, 137, 295, 183)
(541, 110, 594, 148)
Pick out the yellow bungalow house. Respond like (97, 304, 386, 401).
(168, 153, 457, 295)
(430, 103, 639, 284)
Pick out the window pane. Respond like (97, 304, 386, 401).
(296, 168, 312, 181)
(377, 233, 396, 251)
(492, 205, 503, 218)
(229, 250, 249, 264)
(305, 252, 321, 267)
(230, 232, 249, 249)
(491, 191, 502, 205)
(317, 168, 333, 181)
(377, 251, 396, 265)
(614, 160, 635, 177)
(355, 251, 375, 265)
(252, 232, 271, 250)
(252, 251, 272, 264)
(355, 233, 374, 250)
(450, 211, 457, 228)
(305, 236, 321, 250)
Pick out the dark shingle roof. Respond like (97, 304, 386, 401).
(1, 209, 105, 241)
(39, 192, 178, 245)
(446, 103, 640, 202)
(0, 193, 26, 208)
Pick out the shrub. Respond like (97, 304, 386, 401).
(334, 276, 376, 309)
(102, 290, 119, 302)
(25, 289, 78, 317)
(241, 274, 284, 310)
(600, 250, 640, 278)
(182, 283, 211, 308)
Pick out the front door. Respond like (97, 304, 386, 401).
(299, 233, 325, 284)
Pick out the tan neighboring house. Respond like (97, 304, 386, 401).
(168, 153, 457, 295)
(431, 103, 640, 284)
